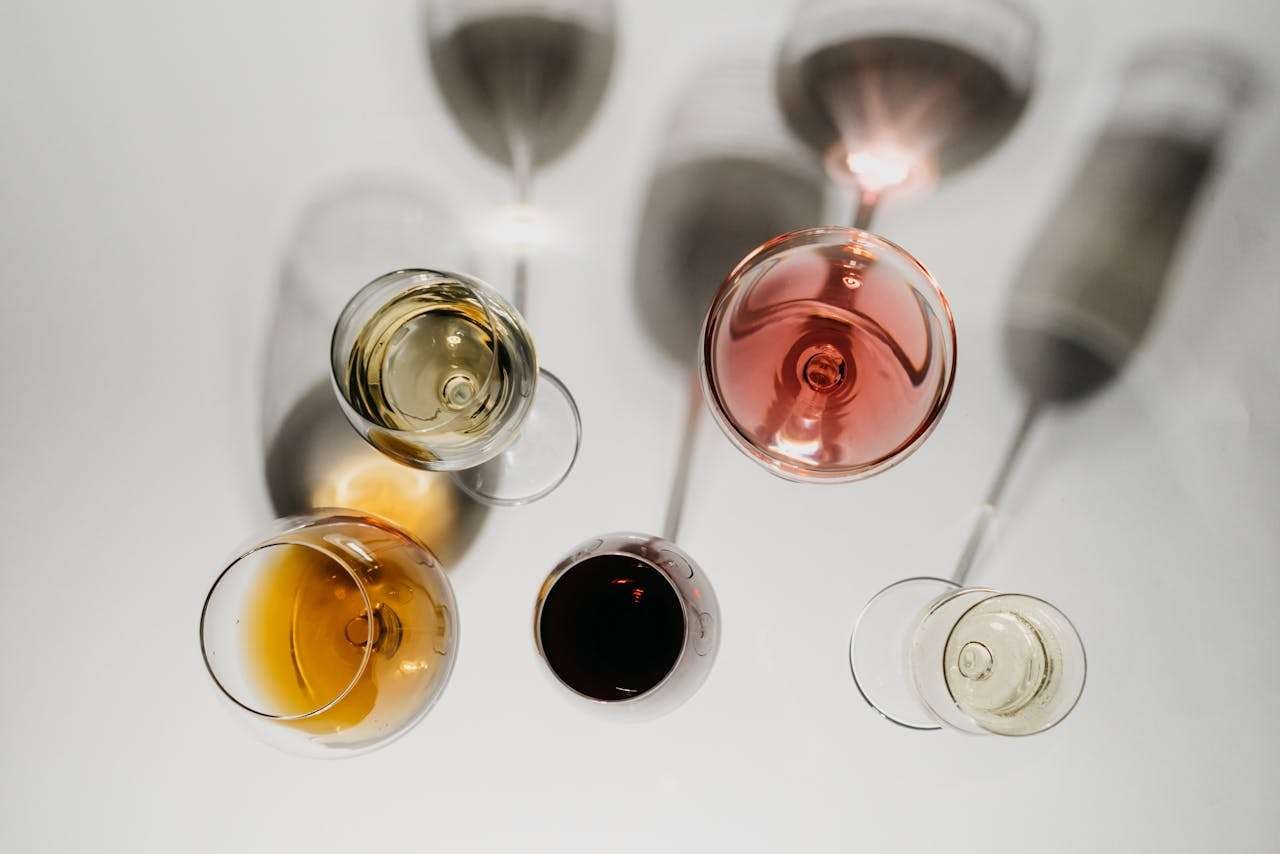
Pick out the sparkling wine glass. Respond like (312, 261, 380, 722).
(849, 577, 1084, 734)
(776, 0, 1038, 226)
(700, 226, 955, 482)
(199, 511, 458, 757)
(331, 268, 581, 506)
(533, 532, 720, 721)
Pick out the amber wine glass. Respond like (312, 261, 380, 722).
(332, 269, 581, 506)
(199, 511, 458, 757)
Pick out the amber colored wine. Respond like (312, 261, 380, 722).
(705, 238, 950, 475)
(239, 522, 451, 737)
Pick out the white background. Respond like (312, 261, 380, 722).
(2, 0, 1278, 851)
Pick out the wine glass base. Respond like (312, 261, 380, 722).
(452, 368, 582, 507)
(848, 576, 960, 730)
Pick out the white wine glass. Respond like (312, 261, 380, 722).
(849, 577, 1085, 734)
(331, 268, 581, 506)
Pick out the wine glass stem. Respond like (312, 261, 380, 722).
(512, 253, 530, 317)
(512, 136, 534, 205)
(509, 128, 533, 316)
(662, 375, 704, 543)
(497, 96, 534, 315)
(852, 188, 880, 230)
(952, 399, 1042, 585)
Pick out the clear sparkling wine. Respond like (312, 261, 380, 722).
(707, 240, 949, 474)
(342, 282, 535, 460)
(942, 595, 1070, 736)
(781, 35, 1029, 177)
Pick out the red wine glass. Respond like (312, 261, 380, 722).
(700, 226, 955, 482)
(533, 532, 720, 721)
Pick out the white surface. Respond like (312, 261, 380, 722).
(2, 0, 1279, 851)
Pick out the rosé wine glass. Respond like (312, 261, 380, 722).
(700, 226, 955, 482)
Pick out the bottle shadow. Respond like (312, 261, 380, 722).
(260, 174, 490, 568)
(1001, 41, 1259, 407)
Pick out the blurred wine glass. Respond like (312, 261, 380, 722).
(776, 0, 1038, 226)
(426, 0, 615, 191)
(426, 0, 615, 311)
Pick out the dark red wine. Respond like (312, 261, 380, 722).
(778, 36, 1029, 178)
(538, 554, 685, 702)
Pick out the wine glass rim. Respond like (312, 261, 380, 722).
(722, 226, 942, 293)
(533, 544, 693, 707)
(848, 575, 960, 730)
(699, 225, 957, 483)
(199, 530, 376, 722)
(941, 590, 1088, 737)
(329, 268, 515, 439)
(451, 367, 583, 507)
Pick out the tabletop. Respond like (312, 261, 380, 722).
(1, 0, 1278, 851)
